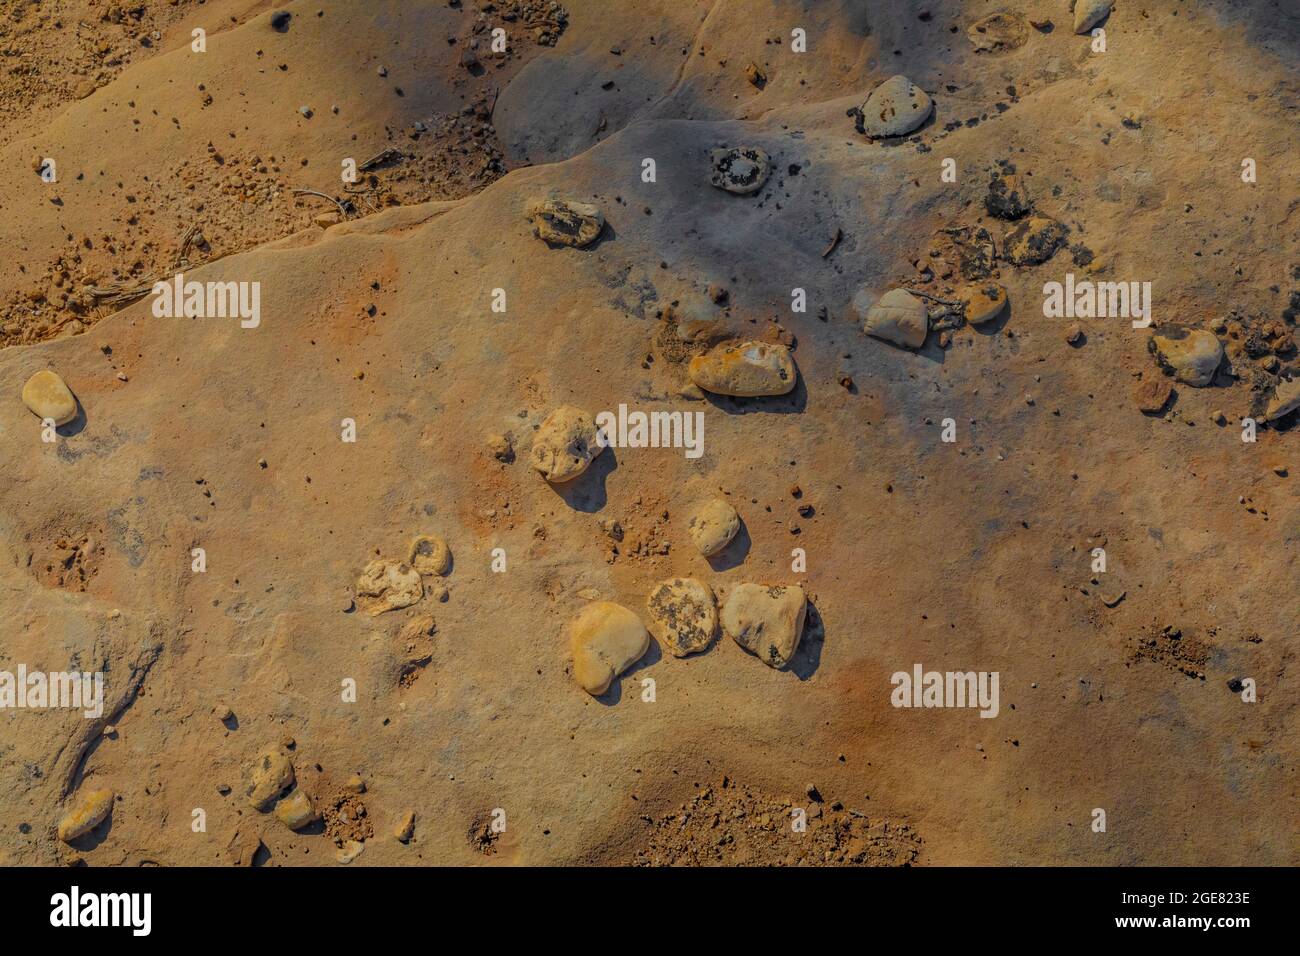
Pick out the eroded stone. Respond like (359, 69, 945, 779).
(962, 283, 1009, 325)
(688, 498, 741, 557)
(687, 340, 797, 396)
(567, 601, 649, 695)
(722, 583, 808, 669)
(647, 578, 718, 657)
(57, 788, 114, 842)
(274, 788, 319, 830)
(859, 288, 929, 349)
(1149, 327, 1223, 387)
(244, 747, 294, 811)
(1003, 215, 1068, 265)
(1074, 0, 1113, 35)
(709, 146, 771, 195)
(858, 75, 933, 138)
(1263, 377, 1300, 422)
(408, 534, 451, 576)
(22, 369, 77, 425)
(356, 560, 423, 615)
(526, 197, 604, 248)
(529, 405, 603, 482)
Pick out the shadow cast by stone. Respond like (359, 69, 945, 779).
(545, 445, 617, 513)
(706, 519, 751, 571)
(594, 636, 662, 707)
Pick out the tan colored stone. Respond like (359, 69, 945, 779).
(1003, 215, 1068, 265)
(336, 839, 366, 864)
(57, 788, 114, 842)
(21, 369, 77, 425)
(274, 788, 319, 830)
(962, 283, 1008, 326)
(1149, 328, 1223, 387)
(530, 405, 603, 482)
(646, 578, 718, 657)
(859, 288, 928, 349)
(687, 340, 797, 396)
(859, 75, 932, 138)
(688, 498, 741, 557)
(1133, 377, 1173, 413)
(244, 747, 294, 810)
(567, 601, 649, 695)
(356, 560, 423, 615)
(408, 534, 451, 576)
(722, 583, 808, 669)
(527, 198, 604, 247)
(1264, 377, 1300, 423)
(1074, 0, 1113, 35)
(394, 810, 416, 843)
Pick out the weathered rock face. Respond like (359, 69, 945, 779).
(985, 172, 1032, 219)
(646, 578, 717, 657)
(274, 788, 319, 830)
(688, 498, 741, 556)
(57, 788, 114, 843)
(1149, 327, 1223, 386)
(21, 369, 77, 425)
(722, 584, 808, 669)
(526, 197, 604, 247)
(1074, 0, 1113, 35)
(567, 601, 650, 695)
(967, 12, 1029, 53)
(530, 405, 603, 482)
(1263, 376, 1300, 422)
(962, 283, 1008, 326)
(393, 810, 416, 843)
(408, 534, 451, 576)
(356, 560, 424, 615)
(1003, 215, 1068, 265)
(687, 340, 797, 396)
(858, 288, 928, 349)
(858, 75, 932, 138)
(1133, 377, 1174, 413)
(244, 748, 294, 811)
(926, 226, 997, 282)
(336, 840, 366, 864)
(709, 146, 770, 195)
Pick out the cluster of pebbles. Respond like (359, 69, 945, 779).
(23, 2, 1294, 856)
(525, 406, 810, 694)
(354, 533, 452, 615)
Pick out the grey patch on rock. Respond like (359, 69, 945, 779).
(106, 497, 149, 568)
(56, 425, 132, 464)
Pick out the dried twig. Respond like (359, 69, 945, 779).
(821, 227, 842, 258)
(171, 223, 199, 271)
(88, 277, 158, 305)
(357, 148, 402, 172)
(292, 188, 350, 218)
